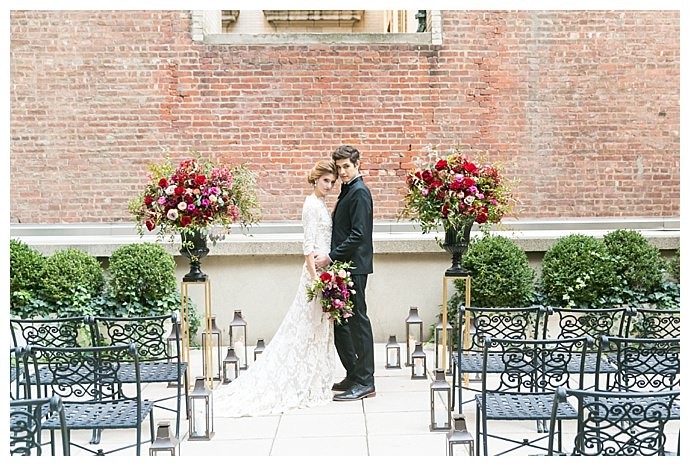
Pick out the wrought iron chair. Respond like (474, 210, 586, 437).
(10, 395, 70, 456)
(596, 335, 680, 422)
(544, 307, 630, 381)
(548, 387, 680, 456)
(10, 346, 26, 400)
(474, 335, 591, 456)
(10, 316, 89, 348)
(450, 305, 547, 413)
(624, 307, 680, 339)
(24, 343, 155, 456)
(89, 314, 188, 439)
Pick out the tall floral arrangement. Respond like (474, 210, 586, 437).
(129, 155, 261, 241)
(400, 147, 515, 233)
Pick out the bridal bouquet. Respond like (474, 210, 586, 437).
(306, 261, 356, 325)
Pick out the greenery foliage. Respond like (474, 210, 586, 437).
(40, 248, 105, 304)
(669, 248, 680, 282)
(451, 234, 535, 308)
(9, 239, 46, 312)
(603, 229, 665, 294)
(540, 234, 621, 308)
(108, 243, 177, 303)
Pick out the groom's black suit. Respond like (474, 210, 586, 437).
(330, 175, 375, 387)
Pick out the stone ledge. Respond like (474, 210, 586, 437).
(10, 217, 680, 257)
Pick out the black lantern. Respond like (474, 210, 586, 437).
(411, 342, 427, 380)
(405, 306, 423, 366)
(435, 319, 453, 374)
(201, 315, 222, 381)
(149, 421, 180, 455)
(385, 335, 401, 369)
(254, 339, 265, 361)
(228, 310, 248, 370)
(222, 347, 240, 384)
(446, 414, 474, 456)
(188, 377, 214, 441)
(430, 369, 452, 431)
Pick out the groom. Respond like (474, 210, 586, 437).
(315, 145, 375, 401)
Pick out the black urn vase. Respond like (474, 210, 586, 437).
(180, 229, 210, 282)
(441, 219, 474, 276)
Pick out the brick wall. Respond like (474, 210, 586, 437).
(10, 10, 680, 224)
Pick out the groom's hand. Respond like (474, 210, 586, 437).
(314, 253, 332, 269)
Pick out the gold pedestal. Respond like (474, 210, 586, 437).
(180, 280, 214, 389)
(441, 275, 471, 386)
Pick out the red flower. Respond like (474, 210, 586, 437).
(462, 162, 478, 174)
(180, 216, 192, 227)
(174, 186, 184, 195)
(435, 159, 448, 171)
(475, 212, 488, 224)
(441, 204, 449, 218)
(195, 175, 207, 185)
(145, 220, 156, 231)
(421, 170, 434, 183)
(449, 180, 462, 191)
(319, 272, 332, 283)
(144, 196, 153, 205)
(158, 178, 168, 188)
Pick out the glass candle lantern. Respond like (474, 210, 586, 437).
(253, 339, 265, 360)
(430, 369, 452, 431)
(228, 310, 248, 370)
(446, 414, 474, 456)
(149, 421, 180, 455)
(411, 342, 427, 379)
(188, 377, 214, 441)
(435, 319, 453, 374)
(405, 306, 423, 366)
(222, 347, 240, 384)
(201, 315, 222, 381)
(385, 335, 401, 369)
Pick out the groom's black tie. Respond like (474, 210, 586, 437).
(338, 182, 350, 200)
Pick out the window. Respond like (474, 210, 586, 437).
(192, 10, 441, 45)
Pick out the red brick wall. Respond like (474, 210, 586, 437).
(10, 10, 680, 224)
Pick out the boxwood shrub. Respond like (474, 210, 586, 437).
(603, 229, 665, 294)
(540, 234, 620, 308)
(108, 243, 177, 303)
(9, 239, 46, 313)
(40, 248, 105, 304)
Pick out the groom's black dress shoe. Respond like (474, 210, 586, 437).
(331, 378, 355, 391)
(332, 383, 376, 401)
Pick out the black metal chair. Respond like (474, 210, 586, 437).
(10, 346, 26, 400)
(548, 387, 680, 456)
(474, 335, 591, 456)
(596, 335, 680, 423)
(544, 306, 630, 378)
(10, 395, 70, 456)
(25, 343, 155, 456)
(450, 305, 547, 413)
(10, 316, 89, 348)
(624, 307, 680, 339)
(89, 314, 188, 439)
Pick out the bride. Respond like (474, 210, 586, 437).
(213, 160, 338, 417)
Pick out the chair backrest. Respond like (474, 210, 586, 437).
(90, 314, 179, 363)
(625, 307, 680, 339)
(545, 307, 630, 341)
(457, 305, 547, 353)
(10, 346, 25, 400)
(480, 336, 591, 394)
(26, 343, 142, 405)
(549, 387, 680, 456)
(10, 316, 90, 348)
(10, 395, 70, 456)
(598, 335, 680, 392)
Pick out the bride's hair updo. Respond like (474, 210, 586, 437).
(307, 160, 338, 185)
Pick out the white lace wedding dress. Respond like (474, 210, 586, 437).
(213, 194, 335, 417)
